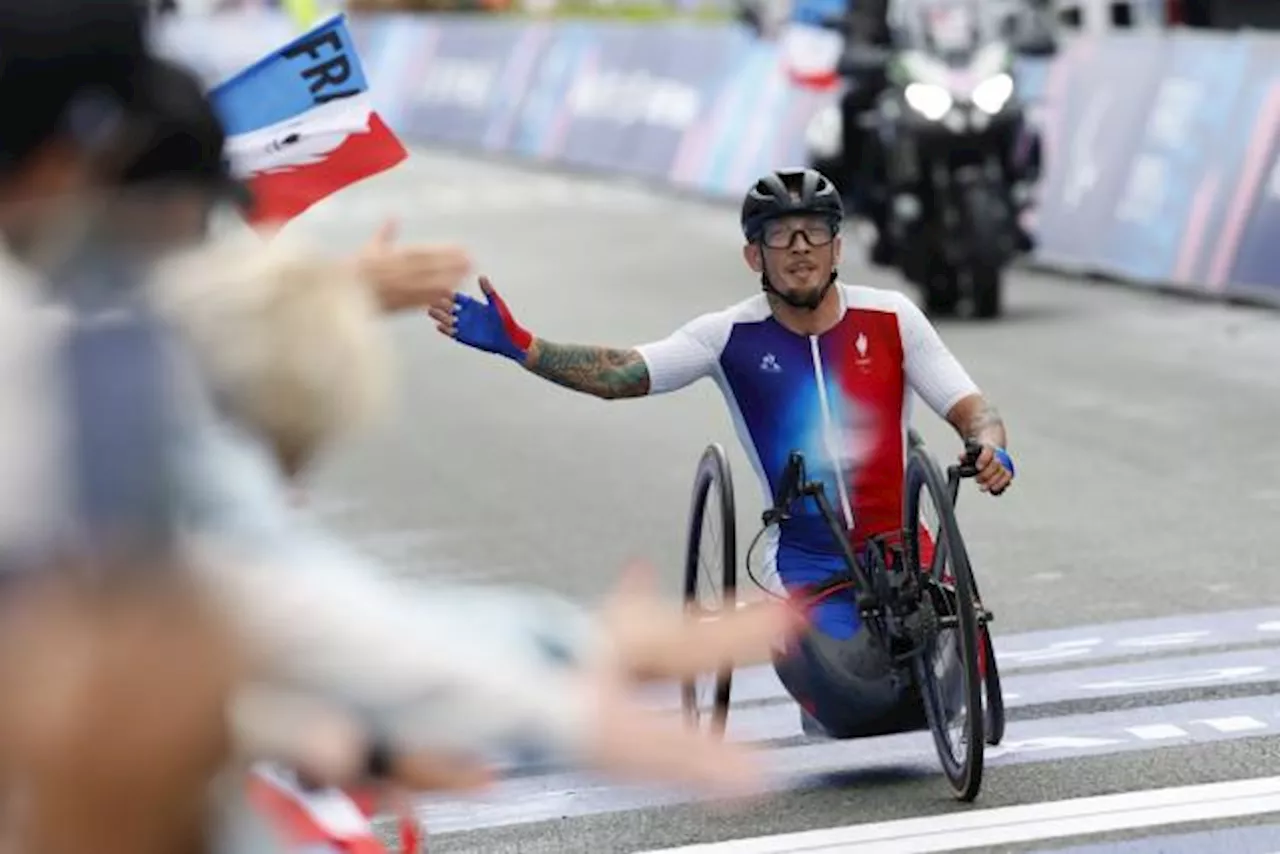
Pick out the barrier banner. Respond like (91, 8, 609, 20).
(1212, 36, 1280, 294)
(379, 19, 549, 151)
(1168, 35, 1280, 293)
(1032, 35, 1169, 271)
(671, 36, 827, 197)
(1096, 32, 1252, 285)
(538, 25, 745, 181)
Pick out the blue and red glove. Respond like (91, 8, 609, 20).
(451, 276, 533, 363)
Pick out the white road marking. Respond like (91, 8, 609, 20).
(1115, 631, 1212, 649)
(1126, 724, 1189, 740)
(1080, 666, 1268, 692)
(1199, 716, 1268, 733)
(635, 776, 1280, 853)
(998, 638, 1103, 664)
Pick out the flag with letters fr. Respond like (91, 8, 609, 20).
(210, 14, 408, 227)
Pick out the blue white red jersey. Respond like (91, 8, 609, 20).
(636, 282, 977, 587)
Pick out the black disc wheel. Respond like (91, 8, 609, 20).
(680, 444, 738, 738)
(905, 444, 986, 802)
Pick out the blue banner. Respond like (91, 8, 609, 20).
(1094, 32, 1252, 284)
(1216, 37, 1280, 293)
(1032, 35, 1169, 270)
(544, 25, 745, 180)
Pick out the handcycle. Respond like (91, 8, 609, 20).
(679, 429, 1005, 802)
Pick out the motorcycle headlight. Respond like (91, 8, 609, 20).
(904, 83, 953, 122)
(972, 73, 1014, 115)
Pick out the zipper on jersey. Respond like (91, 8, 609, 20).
(807, 335, 856, 532)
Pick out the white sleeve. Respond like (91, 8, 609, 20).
(634, 312, 724, 394)
(895, 293, 980, 417)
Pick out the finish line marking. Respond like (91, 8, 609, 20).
(635, 776, 1280, 853)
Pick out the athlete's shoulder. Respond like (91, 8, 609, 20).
(837, 281, 919, 316)
(681, 293, 771, 337)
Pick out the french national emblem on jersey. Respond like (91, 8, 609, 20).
(854, 330, 872, 372)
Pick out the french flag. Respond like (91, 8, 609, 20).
(210, 14, 408, 227)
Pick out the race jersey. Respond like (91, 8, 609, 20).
(636, 283, 978, 582)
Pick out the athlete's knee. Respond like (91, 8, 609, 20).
(777, 626, 904, 738)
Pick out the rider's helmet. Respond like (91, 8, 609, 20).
(740, 168, 843, 311)
(740, 167, 843, 244)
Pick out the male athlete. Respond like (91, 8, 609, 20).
(429, 167, 1015, 738)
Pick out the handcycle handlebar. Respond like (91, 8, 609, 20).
(949, 439, 984, 481)
(762, 439, 987, 609)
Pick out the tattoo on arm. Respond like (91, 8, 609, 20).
(525, 340, 651, 399)
(947, 396, 1007, 447)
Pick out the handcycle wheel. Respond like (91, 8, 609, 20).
(907, 429, 1005, 747)
(980, 622, 1006, 746)
(905, 442, 985, 802)
(680, 443, 737, 738)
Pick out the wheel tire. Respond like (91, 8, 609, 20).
(965, 561, 1006, 747)
(905, 445, 985, 802)
(680, 443, 737, 738)
(981, 627, 1006, 746)
(971, 264, 1003, 319)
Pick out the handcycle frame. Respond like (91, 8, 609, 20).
(680, 428, 1005, 802)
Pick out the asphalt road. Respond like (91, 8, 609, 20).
(277, 149, 1280, 853)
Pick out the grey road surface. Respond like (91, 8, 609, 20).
(273, 150, 1280, 853)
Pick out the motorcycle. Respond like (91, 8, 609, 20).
(805, 0, 1043, 318)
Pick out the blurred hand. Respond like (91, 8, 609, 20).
(567, 561, 806, 799)
(358, 218, 472, 313)
(600, 562, 805, 682)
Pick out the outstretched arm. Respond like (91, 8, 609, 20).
(524, 340, 650, 400)
(430, 276, 718, 400)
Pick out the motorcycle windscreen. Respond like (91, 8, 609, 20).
(780, 0, 847, 90)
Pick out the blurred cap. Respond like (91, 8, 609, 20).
(0, 0, 151, 177)
(121, 57, 254, 212)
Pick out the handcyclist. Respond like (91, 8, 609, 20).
(429, 166, 1015, 739)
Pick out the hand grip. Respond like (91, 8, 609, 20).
(957, 439, 983, 478)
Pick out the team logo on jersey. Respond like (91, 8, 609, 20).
(759, 353, 782, 373)
(854, 331, 873, 373)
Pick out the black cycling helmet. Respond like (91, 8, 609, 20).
(740, 167, 843, 243)
(740, 168, 843, 311)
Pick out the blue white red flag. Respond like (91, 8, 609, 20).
(210, 14, 408, 227)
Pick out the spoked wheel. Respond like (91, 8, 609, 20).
(680, 443, 737, 738)
(905, 444, 985, 802)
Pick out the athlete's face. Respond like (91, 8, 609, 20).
(744, 214, 842, 302)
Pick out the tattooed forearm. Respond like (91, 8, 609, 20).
(947, 395, 1007, 448)
(524, 339, 651, 399)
